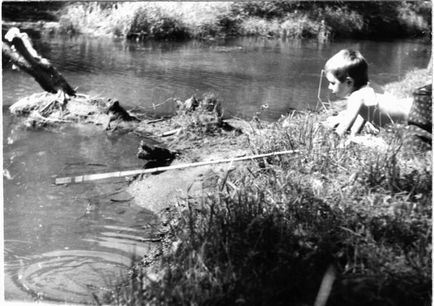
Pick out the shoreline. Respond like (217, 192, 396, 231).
(109, 67, 432, 304)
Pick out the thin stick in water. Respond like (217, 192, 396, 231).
(54, 150, 299, 185)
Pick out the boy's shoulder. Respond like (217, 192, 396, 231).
(350, 85, 376, 103)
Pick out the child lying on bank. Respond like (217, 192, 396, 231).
(322, 49, 431, 151)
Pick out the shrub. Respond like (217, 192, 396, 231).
(52, 1, 431, 40)
(320, 6, 364, 38)
(240, 17, 280, 37)
(58, 2, 138, 36)
(216, 14, 241, 37)
(280, 14, 319, 39)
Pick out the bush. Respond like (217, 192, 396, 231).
(240, 17, 280, 37)
(5, 1, 431, 40)
(216, 14, 241, 37)
(58, 2, 138, 36)
(150, 17, 189, 40)
(2, 2, 64, 21)
(280, 14, 320, 39)
(234, 1, 431, 40)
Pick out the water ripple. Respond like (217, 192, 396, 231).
(17, 250, 131, 304)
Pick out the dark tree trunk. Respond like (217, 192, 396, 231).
(2, 27, 76, 96)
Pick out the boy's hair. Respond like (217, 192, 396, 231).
(324, 49, 369, 90)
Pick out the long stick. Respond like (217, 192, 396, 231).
(54, 150, 299, 185)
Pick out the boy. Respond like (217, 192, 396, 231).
(323, 49, 415, 137)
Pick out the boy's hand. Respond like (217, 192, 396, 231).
(322, 114, 341, 129)
(364, 121, 379, 135)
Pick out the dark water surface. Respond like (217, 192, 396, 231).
(3, 34, 430, 303)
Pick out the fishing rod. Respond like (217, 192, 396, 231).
(54, 149, 299, 185)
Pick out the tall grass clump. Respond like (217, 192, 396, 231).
(128, 5, 190, 40)
(54, 1, 430, 40)
(57, 2, 235, 40)
(127, 2, 237, 40)
(233, 1, 431, 40)
(58, 2, 141, 36)
(110, 111, 431, 305)
(239, 17, 281, 37)
(171, 92, 226, 138)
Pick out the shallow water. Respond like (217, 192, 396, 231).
(3, 121, 159, 303)
(3, 34, 430, 303)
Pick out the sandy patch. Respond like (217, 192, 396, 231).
(128, 148, 248, 213)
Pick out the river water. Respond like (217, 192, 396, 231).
(3, 34, 430, 303)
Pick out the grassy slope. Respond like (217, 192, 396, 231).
(106, 69, 432, 305)
(384, 68, 433, 98)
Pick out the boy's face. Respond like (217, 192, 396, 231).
(326, 72, 353, 99)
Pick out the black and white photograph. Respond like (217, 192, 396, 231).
(2, 1, 432, 305)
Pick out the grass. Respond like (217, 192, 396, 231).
(384, 68, 432, 98)
(232, 1, 431, 39)
(51, 2, 431, 41)
(57, 2, 141, 36)
(3, 2, 431, 40)
(56, 2, 234, 38)
(105, 69, 432, 305)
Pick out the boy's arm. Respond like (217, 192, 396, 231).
(335, 96, 363, 137)
(322, 111, 345, 129)
(350, 115, 366, 136)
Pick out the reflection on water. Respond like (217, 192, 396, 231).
(3, 34, 430, 303)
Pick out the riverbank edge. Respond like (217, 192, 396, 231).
(113, 68, 432, 305)
(126, 68, 432, 214)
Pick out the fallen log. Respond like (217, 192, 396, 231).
(2, 27, 76, 96)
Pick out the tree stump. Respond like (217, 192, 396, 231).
(105, 100, 140, 130)
(137, 140, 177, 168)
